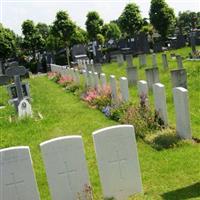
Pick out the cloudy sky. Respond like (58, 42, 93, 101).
(1, 0, 200, 35)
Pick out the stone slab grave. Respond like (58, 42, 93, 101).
(139, 54, 147, 67)
(94, 63, 102, 75)
(153, 83, 168, 125)
(176, 55, 183, 69)
(110, 75, 117, 100)
(173, 87, 192, 139)
(170, 68, 187, 89)
(93, 125, 142, 200)
(152, 53, 157, 68)
(82, 70, 88, 87)
(94, 72, 99, 89)
(145, 68, 160, 89)
(120, 77, 129, 102)
(137, 80, 148, 98)
(88, 71, 94, 88)
(162, 53, 168, 70)
(0, 146, 40, 200)
(40, 136, 90, 200)
(117, 54, 124, 67)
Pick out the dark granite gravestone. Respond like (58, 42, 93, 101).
(176, 35, 186, 49)
(170, 69, 187, 89)
(0, 75, 10, 86)
(5, 66, 27, 110)
(190, 32, 196, 54)
(72, 44, 87, 61)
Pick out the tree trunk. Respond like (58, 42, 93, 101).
(66, 46, 70, 67)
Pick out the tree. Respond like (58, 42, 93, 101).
(36, 23, 50, 40)
(177, 11, 200, 34)
(102, 22, 121, 41)
(149, 0, 176, 39)
(96, 33, 105, 45)
(85, 11, 103, 40)
(118, 3, 143, 37)
(0, 23, 16, 60)
(70, 27, 88, 46)
(22, 20, 45, 60)
(52, 11, 76, 66)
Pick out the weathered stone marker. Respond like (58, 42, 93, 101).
(110, 75, 117, 100)
(117, 54, 124, 67)
(88, 71, 94, 88)
(137, 80, 148, 97)
(173, 87, 192, 139)
(152, 53, 157, 68)
(40, 136, 90, 200)
(126, 67, 138, 86)
(74, 69, 80, 83)
(153, 83, 168, 125)
(0, 147, 40, 200)
(18, 99, 32, 118)
(162, 53, 168, 70)
(145, 68, 160, 89)
(139, 54, 146, 67)
(176, 55, 183, 69)
(94, 63, 102, 75)
(170, 69, 187, 89)
(120, 77, 129, 102)
(93, 125, 143, 200)
(82, 69, 88, 87)
(126, 55, 133, 68)
(5, 66, 27, 106)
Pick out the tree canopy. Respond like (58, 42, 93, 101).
(149, 0, 176, 39)
(118, 3, 143, 37)
(85, 11, 103, 40)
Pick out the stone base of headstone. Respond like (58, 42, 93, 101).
(170, 69, 187, 89)
(145, 68, 160, 89)
(126, 67, 138, 86)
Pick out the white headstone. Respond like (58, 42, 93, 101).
(100, 73, 107, 88)
(120, 77, 129, 102)
(153, 83, 168, 125)
(88, 71, 94, 88)
(173, 87, 192, 139)
(74, 69, 80, 83)
(94, 72, 99, 89)
(82, 70, 88, 87)
(40, 136, 90, 200)
(137, 80, 148, 97)
(18, 99, 32, 118)
(0, 147, 40, 200)
(93, 125, 142, 200)
(110, 75, 117, 100)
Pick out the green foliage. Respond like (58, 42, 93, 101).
(22, 20, 45, 59)
(85, 11, 103, 40)
(149, 0, 176, 39)
(36, 23, 50, 40)
(96, 33, 105, 45)
(0, 23, 16, 59)
(118, 3, 143, 37)
(70, 27, 88, 46)
(102, 22, 121, 41)
(52, 11, 76, 45)
(177, 11, 200, 35)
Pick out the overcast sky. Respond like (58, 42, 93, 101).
(1, 0, 200, 35)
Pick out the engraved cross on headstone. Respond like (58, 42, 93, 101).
(5, 66, 27, 106)
(6, 172, 24, 200)
(58, 161, 77, 192)
(109, 150, 127, 179)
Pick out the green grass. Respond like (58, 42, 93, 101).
(0, 46, 200, 200)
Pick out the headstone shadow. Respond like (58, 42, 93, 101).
(161, 182, 200, 200)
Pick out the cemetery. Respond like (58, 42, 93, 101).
(0, 1, 200, 200)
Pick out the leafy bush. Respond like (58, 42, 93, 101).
(47, 72, 60, 82)
(58, 75, 74, 86)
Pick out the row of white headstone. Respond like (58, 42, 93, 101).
(0, 125, 142, 200)
(51, 64, 192, 140)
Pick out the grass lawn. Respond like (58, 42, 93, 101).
(0, 46, 200, 200)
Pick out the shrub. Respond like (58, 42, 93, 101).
(47, 72, 60, 82)
(58, 75, 74, 87)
